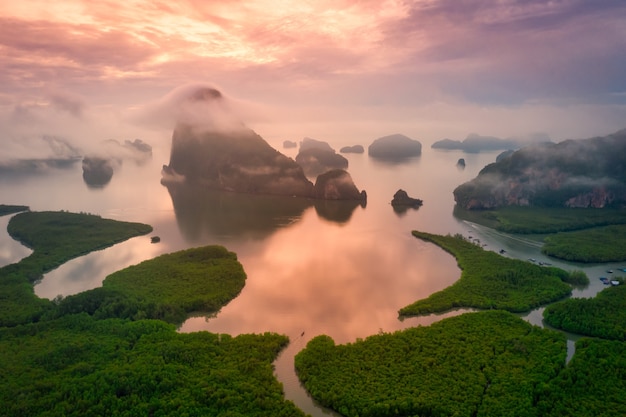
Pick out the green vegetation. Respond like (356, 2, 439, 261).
(542, 225, 626, 262)
(0, 314, 305, 417)
(0, 209, 305, 415)
(543, 283, 626, 340)
(8, 211, 153, 282)
(399, 232, 578, 316)
(0, 204, 29, 216)
(454, 206, 626, 262)
(296, 311, 566, 417)
(54, 246, 247, 324)
(1, 211, 152, 327)
(536, 338, 626, 417)
(454, 206, 626, 234)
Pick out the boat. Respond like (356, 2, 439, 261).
(150, 236, 161, 243)
(607, 269, 613, 273)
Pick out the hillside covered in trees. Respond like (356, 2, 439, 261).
(454, 129, 626, 209)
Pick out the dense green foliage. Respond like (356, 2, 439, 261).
(454, 206, 626, 262)
(0, 204, 29, 215)
(54, 246, 247, 324)
(296, 311, 565, 417)
(399, 232, 575, 316)
(7, 211, 153, 282)
(0, 314, 305, 417)
(542, 225, 626, 262)
(536, 338, 626, 417)
(0, 209, 305, 416)
(454, 206, 626, 234)
(543, 283, 626, 340)
(1, 211, 153, 327)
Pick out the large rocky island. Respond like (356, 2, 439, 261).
(161, 87, 365, 201)
(454, 129, 626, 209)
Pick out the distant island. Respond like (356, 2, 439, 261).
(295, 137, 348, 177)
(368, 134, 422, 160)
(454, 129, 626, 210)
(339, 145, 364, 154)
(432, 133, 550, 153)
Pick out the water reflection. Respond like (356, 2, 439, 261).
(179, 210, 461, 342)
(313, 199, 365, 224)
(164, 182, 364, 241)
(368, 155, 421, 166)
(0, 214, 32, 268)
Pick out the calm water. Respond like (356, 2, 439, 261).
(1, 141, 620, 416)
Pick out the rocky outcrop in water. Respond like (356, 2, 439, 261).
(391, 189, 423, 207)
(454, 129, 626, 209)
(368, 134, 422, 160)
(295, 138, 348, 177)
(161, 86, 367, 201)
(82, 157, 114, 188)
(313, 169, 367, 201)
(162, 124, 315, 197)
(340, 145, 364, 154)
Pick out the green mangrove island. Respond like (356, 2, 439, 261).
(296, 311, 566, 417)
(399, 231, 585, 316)
(0, 210, 304, 416)
(296, 311, 626, 417)
(55, 246, 247, 325)
(544, 282, 626, 341)
(454, 206, 626, 262)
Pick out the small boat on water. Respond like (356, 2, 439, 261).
(607, 269, 614, 273)
(150, 236, 161, 243)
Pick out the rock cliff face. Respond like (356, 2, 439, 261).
(391, 189, 422, 207)
(162, 123, 315, 197)
(454, 129, 626, 209)
(313, 169, 367, 201)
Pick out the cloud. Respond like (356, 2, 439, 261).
(128, 83, 254, 132)
(0, 0, 625, 147)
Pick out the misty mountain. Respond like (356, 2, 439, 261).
(454, 129, 626, 209)
(160, 86, 366, 200)
(432, 133, 551, 153)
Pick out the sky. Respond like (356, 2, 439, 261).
(1, 0, 626, 158)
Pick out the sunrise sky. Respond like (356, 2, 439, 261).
(1, 0, 626, 154)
